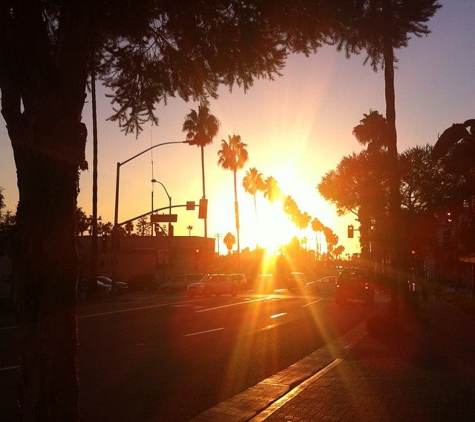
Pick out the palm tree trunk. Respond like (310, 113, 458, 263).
(200, 145, 207, 239)
(233, 171, 240, 254)
(382, 7, 405, 312)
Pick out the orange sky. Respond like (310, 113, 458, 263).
(1, 1, 474, 256)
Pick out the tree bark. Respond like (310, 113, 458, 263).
(0, 3, 92, 419)
(10, 110, 84, 421)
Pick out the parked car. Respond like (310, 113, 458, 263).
(78, 277, 111, 300)
(306, 276, 338, 296)
(97, 276, 128, 295)
(286, 272, 308, 290)
(160, 273, 204, 293)
(127, 273, 159, 291)
(253, 274, 276, 294)
(187, 274, 239, 298)
(335, 268, 374, 305)
(229, 273, 248, 290)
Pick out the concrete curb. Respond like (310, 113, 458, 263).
(190, 319, 369, 422)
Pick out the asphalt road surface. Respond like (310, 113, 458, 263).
(0, 289, 373, 421)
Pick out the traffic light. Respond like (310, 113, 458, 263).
(198, 198, 208, 219)
(348, 225, 354, 238)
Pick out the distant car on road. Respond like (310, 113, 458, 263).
(306, 276, 338, 296)
(286, 272, 308, 291)
(127, 273, 159, 291)
(228, 273, 248, 290)
(97, 276, 128, 295)
(335, 268, 374, 305)
(187, 274, 239, 298)
(161, 273, 204, 293)
(78, 277, 111, 300)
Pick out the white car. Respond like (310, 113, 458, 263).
(187, 274, 239, 298)
(306, 276, 338, 295)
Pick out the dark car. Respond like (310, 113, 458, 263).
(127, 273, 159, 291)
(78, 277, 111, 300)
(160, 273, 204, 293)
(187, 274, 239, 298)
(286, 272, 308, 291)
(335, 268, 374, 305)
(97, 276, 128, 295)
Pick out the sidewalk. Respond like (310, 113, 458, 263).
(192, 297, 475, 421)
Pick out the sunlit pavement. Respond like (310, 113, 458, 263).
(191, 296, 475, 422)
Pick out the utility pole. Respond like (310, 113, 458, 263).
(214, 233, 222, 255)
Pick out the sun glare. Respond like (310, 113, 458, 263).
(249, 199, 295, 252)
(212, 157, 338, 255)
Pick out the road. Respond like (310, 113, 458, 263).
(0, 289, 374, 421)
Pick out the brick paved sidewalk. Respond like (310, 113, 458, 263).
(259, 299, 475, 422)
(193, 299, 475, 422)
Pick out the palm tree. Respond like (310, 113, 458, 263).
(337, 0, 440, 217)
(352, 110, 389, 259)
(217, 135, 249, 254)
(242, 167, 265, 218)
(352, 110, 387, 153)
(336, 0, 441, 308)
(187, 225, 193, 236)
(263, 176, 281, 203)
(182, 100, 220, 238)
(312, 217, 326, 260)
(224, 232, 236, 255)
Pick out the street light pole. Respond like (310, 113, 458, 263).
(151, 179, 172, 235)
(112, 141, 188, 279)
(151, 179, 172, 273)
(114, 141, 188, 228)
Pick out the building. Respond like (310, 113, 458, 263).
(77, 235, 215, 284)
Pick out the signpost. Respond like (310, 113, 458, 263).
(150, 214, 178, 223)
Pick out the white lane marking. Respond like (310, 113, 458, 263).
(0, 365, 20, 372)
(183, 327, 225, 337)
(302, 298, 323, 307)
(0, 325, 16, 331)
(78, 300, 199, 319)
(195, 297, 272, 313)
(3, 296, 273, 325)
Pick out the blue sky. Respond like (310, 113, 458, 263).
(1, 1, 474, 255)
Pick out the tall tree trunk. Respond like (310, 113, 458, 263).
(383, 0, 405, 312)
(233, 170, 241, 255)
(10, 112, 85, 421)
(0, 3, 92, 419)
(383, 46, 400, 219)
(200, 145, 208, 239)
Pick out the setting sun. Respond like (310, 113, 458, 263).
(212, 163, 336, 255)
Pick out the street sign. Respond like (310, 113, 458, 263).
(151, 214, 178, 223)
